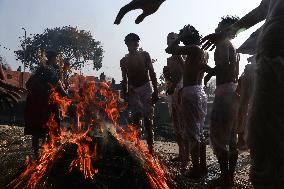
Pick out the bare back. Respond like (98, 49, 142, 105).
(183, 45, 207, 87)
(121, 51, 151, 87)
(167, 55, 184, 84)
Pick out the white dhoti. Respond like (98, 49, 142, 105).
(128, 82, 153, 118)
(181, 85, 207, 147)
(210, 83, 238, 152)
(171, 81, 183, 139)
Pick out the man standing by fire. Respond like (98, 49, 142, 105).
(163, 32, 185, 162)
(165, 25, 210, 179)
(120, 33, 159, 154)
(204, 16, 240, 188)
(25, 50, 67, 159)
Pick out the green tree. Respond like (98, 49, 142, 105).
(15, 26, 104, 71)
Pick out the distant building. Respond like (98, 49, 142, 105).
(4, 70, 32, 88)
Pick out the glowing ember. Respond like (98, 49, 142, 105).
(8, 80, 176, 189)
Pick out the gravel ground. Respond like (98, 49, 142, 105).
(0, 125, 252, 188)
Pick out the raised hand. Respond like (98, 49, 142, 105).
(201, 32, 226, 51)
(114, 0, 166, 25)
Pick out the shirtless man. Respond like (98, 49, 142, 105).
(120, 33, 158, 154)
(166, 25, 210, 179)
(114, 0, 166, 25)
(163, 32, 185, 161)
(202, 1, 284, 187)
(204, 16, 240, 188)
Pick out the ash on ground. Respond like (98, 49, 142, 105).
(0, 125, 252, 189)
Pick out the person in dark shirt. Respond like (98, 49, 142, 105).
(24, 50, 67, 159)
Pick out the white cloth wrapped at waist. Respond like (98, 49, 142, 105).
(128, 82, 153, 117)
(181, 85, 207, 143)
(215, 82, 237, 96)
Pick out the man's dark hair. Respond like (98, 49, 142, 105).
(124, 33, 140, 44)
(217, 15, 240, 31)
(179, 25, 202, 46)
(46, 50, 58, 60)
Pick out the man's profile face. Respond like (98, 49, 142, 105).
(126, 41, 139, 53)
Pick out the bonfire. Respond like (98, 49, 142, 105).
(7, 80, 176, 189)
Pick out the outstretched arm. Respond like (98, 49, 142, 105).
(202, 0, 269, 51)
(165, 38, 194, 55)
(120, 58, 128, 101)
(204, 65, 216, 86)
(145, 52, 158, 103)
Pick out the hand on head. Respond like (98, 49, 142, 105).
(201, 32, 226, 51)
(114, 0, 166, 25)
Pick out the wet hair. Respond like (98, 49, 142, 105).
(124, 33, 140, 44)
(178, 25, 202, 46)
(217, 15, 240, 31)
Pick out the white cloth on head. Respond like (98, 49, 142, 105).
(210, 82, 238, 152)
(128, 82, 153, 118)
(180, 85, 207, 147)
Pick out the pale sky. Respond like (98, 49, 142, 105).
(0, 0, 263, 81)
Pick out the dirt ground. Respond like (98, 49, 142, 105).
(0, 125, 252, 189)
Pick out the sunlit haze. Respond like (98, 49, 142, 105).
(0, 0, 263, 81)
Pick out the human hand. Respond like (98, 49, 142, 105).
(114, 0, 166, 25)
(201, 32, 226, 51)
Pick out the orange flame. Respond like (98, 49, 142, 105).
(9, 80, 175, 189)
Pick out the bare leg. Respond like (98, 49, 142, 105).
(186, 141, 201, 180)
(32, 136, 39, 159)
(181, 140, 190, 173)
(208, 149, 230, 188)
(144, 116, 154, 154)
(229, 143, 238, 186)
(172, 106, 184, 160)
(200, 138, 207, 176)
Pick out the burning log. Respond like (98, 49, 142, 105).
(6, 80, 176, 189)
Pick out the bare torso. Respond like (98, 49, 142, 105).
(167, 55, 184, 84)
(121, 51, 150, 87)
(183, 46, 206, 87)
(214, 41, 238, 86)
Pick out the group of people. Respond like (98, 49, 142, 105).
(1, 0, 284, 188)
(116, 0, 284, 188)
(119, 15, 245, 187)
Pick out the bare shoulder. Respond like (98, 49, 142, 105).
(141, 51, 150, 57)
(120, 56, 127, 68)
(188, 45, 203, 53)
